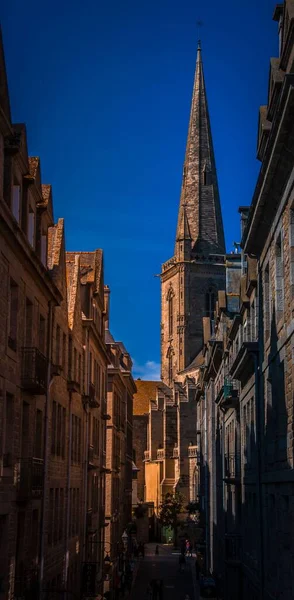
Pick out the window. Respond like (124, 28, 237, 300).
(89, 351, 93, 383)
(28, 208, 35, 247)
(56, 325, 61, 365)
(168, 291, 174, 336)
(93, 417, 99, 456)
(35, 409, 43, 458)
(275, 232, 284, 320)
(168, 349, 173, 384)
(8, 279, 18, 351)
(264, 265, 270, 341)
(12, 184, 21, 223)
(202, 164, 211, 186)
(59, 489, 64, 541)
(51, 401, 56, 455)
(4, 393, 14, 462)
(79, 353, 82, 386)
(25, 298, 33, 346)
(51, 402, 66, 458)
(39, 314, 46, 354)
(71, 415, 82, 463)
(205, 287, 216, 320)
(289, 206, 294, 299)
(41, 233, 47, 266)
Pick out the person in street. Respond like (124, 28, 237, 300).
(155, 544, 159, 555)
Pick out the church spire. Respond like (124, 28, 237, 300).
(175, 41, 225, 255)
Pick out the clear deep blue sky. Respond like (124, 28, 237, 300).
(2, 0, 278, 379)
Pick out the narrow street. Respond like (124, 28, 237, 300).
(129, 544, 198, 600)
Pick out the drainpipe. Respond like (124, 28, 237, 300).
(204, 384, 209, 573)
(82, 328, 90, 561)
(64, 390, 73, 590)
(39, 300, 54, 592)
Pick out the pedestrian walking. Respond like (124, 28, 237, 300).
(155, 544, 159, 555)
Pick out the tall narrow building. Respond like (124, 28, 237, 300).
(161, 42, 226, 384)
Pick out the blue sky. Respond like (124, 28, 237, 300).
(2, 0, 278, 379)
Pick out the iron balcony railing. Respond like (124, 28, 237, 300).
(224, 453, 241, 482)
(16, 458, 44, 501)
(21, 347, 47, 394)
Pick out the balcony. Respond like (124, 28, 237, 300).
(188, 446, 199, 462)
(173, 447, 179, 459)
(229, 341, 258, 384)
(67, 375, 80, 393)
(16, 458, 44, 501)
(225, 533, 242, 565)
(89, 382, 99, 408)
(21, 347, 47, 394)
(224, 453, 241, 485)
(157, 448, 165, 461)
(220, 378, 239, 411)
(143, 450, 150, 462)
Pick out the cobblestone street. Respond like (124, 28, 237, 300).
(129, 544, 198, 600)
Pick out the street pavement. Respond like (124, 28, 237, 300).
(129, 544, 199, 600)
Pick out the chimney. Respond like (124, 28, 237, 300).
(104, 285, 110, 329)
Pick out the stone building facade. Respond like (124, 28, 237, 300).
(104, 288, 136, 597)
(196, 4, 294, 599)
(0, 30, 135, 600)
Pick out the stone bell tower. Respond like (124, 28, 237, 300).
(161, 42, 226, 385)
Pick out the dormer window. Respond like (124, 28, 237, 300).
(12, 184, 21, 223)
(202, 163, 212, 186)
(28, 207, 35, 247)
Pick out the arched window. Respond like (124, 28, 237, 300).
(167, 287, 174, 336)
(167, 347, 173, 384)
(168, 355, 173, 384)
(205, 287, 216, 320)
(168, 295, 173, 335)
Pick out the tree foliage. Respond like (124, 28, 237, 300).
(158, 492, 186, 528)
